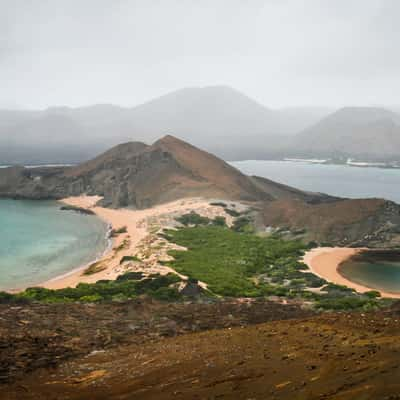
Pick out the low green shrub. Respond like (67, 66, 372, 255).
(209, 202, 227, 208)
(364, 290, 381, 298)
(175, 212, 211, 226)
(316, 296, 379, 311)
(8, 273, 183, 303)
(225, 208, 241, 217)
(116, 271, 144, 281)
(119, 255, 140, 264)
(212, 216, 227, 226)
(231, 216, 253, 233)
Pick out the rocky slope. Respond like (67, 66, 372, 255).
(0, 135, 322, 207)
(0, 299, 311, 385)
(262, 198, 400, 247)
(3, 299, 400, 400)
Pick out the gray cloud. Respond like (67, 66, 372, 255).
(1, 0, 399, 109)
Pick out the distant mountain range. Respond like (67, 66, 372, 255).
(1, 86, 400, 163)
(0, 86, 331, 163)
(290, 107, 400, 162)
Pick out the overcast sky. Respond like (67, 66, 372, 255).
(1, 0, 399, 109)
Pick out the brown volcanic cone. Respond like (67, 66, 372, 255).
(63, 134, 274, 207)
(150, 135, 272, 203)
(0, 135, 277, 207)
(82, 135, 330, 207)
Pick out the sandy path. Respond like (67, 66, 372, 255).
(303, 247, 400, 299)
(41, 196, 230, 290)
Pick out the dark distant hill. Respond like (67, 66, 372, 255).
(289, 107, 400, 161)
(0, 87, 330, 163)
(3, 91, 400, 163)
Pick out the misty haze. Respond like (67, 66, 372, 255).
(2, 1, 400, 399)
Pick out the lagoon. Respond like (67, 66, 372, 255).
(0, 199, 108, 291)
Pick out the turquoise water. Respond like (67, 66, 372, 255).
(339, 252, 400, 293)
(0, 199, 109, 291)
(231, 160, 400, 203)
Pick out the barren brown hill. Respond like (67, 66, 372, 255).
(151, 135, 273, 203)
(249, 175, 337, 204)
(64, 135, 275, 207)
(65, 141, 149, 178)
(0, 135, 322, 208)
(262, 198, 400, 247)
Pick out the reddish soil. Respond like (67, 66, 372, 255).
(2, 300, 400, 399)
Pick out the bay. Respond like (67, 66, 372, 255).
(0, 199, 108, 291)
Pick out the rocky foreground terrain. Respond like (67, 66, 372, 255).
(0, 299, 310, 388)
(2, 299, 400, 399)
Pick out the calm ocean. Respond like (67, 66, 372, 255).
(231, 160, 400, 203)
(0, 199, 108, 291)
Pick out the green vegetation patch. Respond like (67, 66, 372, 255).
(175, 211, 227, 228)
(162, 225, 389, 310)
(316, 296, 383, 311)
(232, 216, 254, 233)
(175, 211, 211, 226)
(212, 216, 227, 227)
(0, 273, 183, 304)
(164, 226, 307, 297)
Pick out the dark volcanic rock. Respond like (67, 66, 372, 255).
(59, 205, 95, 215)
(180, 279, 204, 297)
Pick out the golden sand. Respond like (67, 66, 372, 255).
(303, 247, 400, 299)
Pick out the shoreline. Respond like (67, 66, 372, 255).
(40, 196, 181, 290)
(39, 221, 114, 288)
(29, 196, 236, 291)
(303, 247, 400, 299)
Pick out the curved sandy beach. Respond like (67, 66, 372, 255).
(40, 196, 236, 290)
(303, 247, 400, 299)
